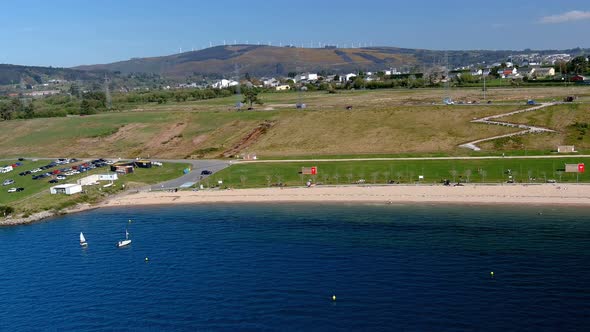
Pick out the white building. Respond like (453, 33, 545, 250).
(298, 73, 318, 81)
(262, 78, 280, 87)
(384, 68, 400, 75)
(275, 85, 291, 91)
(211, 79, 239, 89)
(471, 69, 483, 76)
(340, 73, 357, 82)
(50, 183, 83, 195)
(557, 145, 576, 153)
(77, 174, 119, 186)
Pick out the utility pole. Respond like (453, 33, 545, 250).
(104, 74, 112, 109)
(483, 70, 486, 100)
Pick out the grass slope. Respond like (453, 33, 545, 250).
(1, 88, 589, 159)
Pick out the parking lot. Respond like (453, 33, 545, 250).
(0, 157, 117, 204)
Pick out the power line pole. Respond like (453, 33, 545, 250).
(104, 74, 112, 109)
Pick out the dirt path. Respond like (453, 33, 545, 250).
(459, 102, 559, 151)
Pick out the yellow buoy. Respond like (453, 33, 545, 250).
(332, 295, 336, 301)
(490, 271, 494, 277)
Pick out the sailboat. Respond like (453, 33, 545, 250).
(117, 228, 132, 247)
(80, 232, 88, 247)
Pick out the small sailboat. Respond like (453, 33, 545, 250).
(117, 228, 132, 247)
(80, 232, 88, 247)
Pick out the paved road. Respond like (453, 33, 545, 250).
(148, 159, 231, 191)
(235, 155, 590, 163)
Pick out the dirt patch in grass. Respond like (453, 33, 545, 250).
(144, 122, 187, 149)
(222, 120, 276, 157)
(192, 134, 209, 145)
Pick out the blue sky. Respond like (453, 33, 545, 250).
(1, 0, 589, 67)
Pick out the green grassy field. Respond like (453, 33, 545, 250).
(0, 159, 189, 215)
(208, 158, 590, 188)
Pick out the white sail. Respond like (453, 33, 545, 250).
(125, 229, 129, 239)
(80, 232, 88, 246)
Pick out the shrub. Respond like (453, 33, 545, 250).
(0, 205, 15, 216)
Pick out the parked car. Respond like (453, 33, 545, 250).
(56, 175, 66, 180)
(201, 170, 212, 175)
(2, 179, 15, 186)
(48, 179, 59, 183)
(16, 187, 24, 192)
(7, 187, 17, 193)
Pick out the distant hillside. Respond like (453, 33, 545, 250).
(74, 45, 590, 79)
(0, 64, 106, 86)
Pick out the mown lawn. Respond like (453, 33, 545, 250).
(209, 157, 590, 188)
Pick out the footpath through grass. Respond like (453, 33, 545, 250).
(208, 157, 590, 188)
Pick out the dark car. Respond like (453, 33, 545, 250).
(200, 170, 212, 175)
(19, 172, 27, 176)
(48, 179, 59, 183)
(18, 158, 25, 161)
(16, 187, 24, 192)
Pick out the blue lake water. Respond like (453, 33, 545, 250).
(1, 203, 589, 331)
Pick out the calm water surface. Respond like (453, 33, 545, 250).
(0, 203, 589, 331)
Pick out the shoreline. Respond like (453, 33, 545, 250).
(102, 184, 590, 207)
(2, 184, 589, 226)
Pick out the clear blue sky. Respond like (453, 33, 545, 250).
(1, 0, 589, 67)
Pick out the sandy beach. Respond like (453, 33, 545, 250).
(101, 184, 590, 207)
(4, 183, 588, 227)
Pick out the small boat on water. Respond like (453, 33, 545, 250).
(117, 229, 132, 247)
(80, 232, 88, 247)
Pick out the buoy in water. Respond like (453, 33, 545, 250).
(490, 271, 494, 277)
(145, 257, 149, 262)
(332, 295, 336, 301)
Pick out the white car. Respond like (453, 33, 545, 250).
(7, 187, 17, 193)
(56, 175, 66, 180)
(2, 179, 14, 186)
